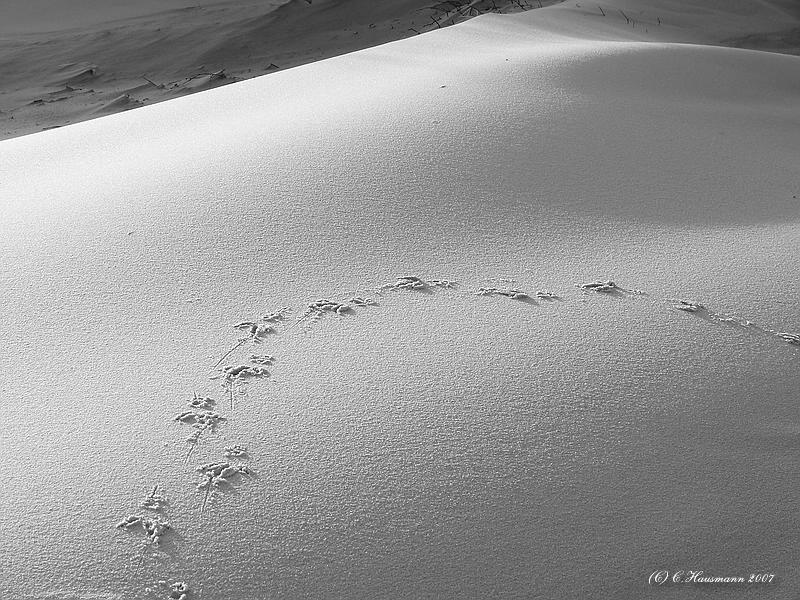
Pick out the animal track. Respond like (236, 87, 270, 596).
(578, 281, 647, 298)
(262, 307, 291, 323)
(669, 299, 757, 329)
(187, 392, 215, 410)
(213, 363, 271, 409)
(430, 279, 457, 289)
(475, 287, 530, 300)
(577, 280, 618, 293)
(116, 514, 171, 545)
(223, 445, 249, 458)
(349, 296, 378, 306)
(381, 275, 428, 291)
(117, 486, 176, 576)
(534, 290, 559, 300)
(213, 315, 285, 369)
(174, 409, 226, 427)
(196, 461, 254, 514)
(167, 581, 190, 600)
(174, 409, 226, 463)
(222, 364, 270, 379)
(249, 354, 275, 366)
(669, 299, 800, 348)
(233, 321, 276, 342)
(140, 485, 168, 512)
(777, 332, 800, 346)
(672, 300, 706, 313)
(310, 299, 353, 315)
(128, 273, 798, 595)
(294, 298, 358, 330)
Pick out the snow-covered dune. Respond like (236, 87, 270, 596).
(1, 1, 799, 598)
(0, 0, 558, 140)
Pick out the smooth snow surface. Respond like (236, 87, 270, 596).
(1, 1, 799, 599)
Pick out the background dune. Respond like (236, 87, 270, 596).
(0, 0, 562, 140)
(1, 1, 799, 599)
(2, 0, 799, 139)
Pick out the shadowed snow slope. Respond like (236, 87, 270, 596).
(1, 2, 799, 599)
(2, 0, 798, 139)
(0, 0, 559, 140)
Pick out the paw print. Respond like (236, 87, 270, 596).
(475, 287, 529, 300)
(174, 410, 226, 463)
(429, 279, 457, 289)
(349, 296, 378, 307)
(195, 461, 254, 514)
(577, 280, 618, 293)
(167, 581, 189, 600)
(223, 444, 249, 458)
(672, 300, 706, 313)
(249, 354, 275, 366)
(777, 332, 799, 346)
(534, 290, 558, 300)
(261, 307, 291, 323)
(186, 392, 215, 410)
(382, 276, 428, 291)
(116, 514, 171, 545)
(140, 485, 167, 512)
